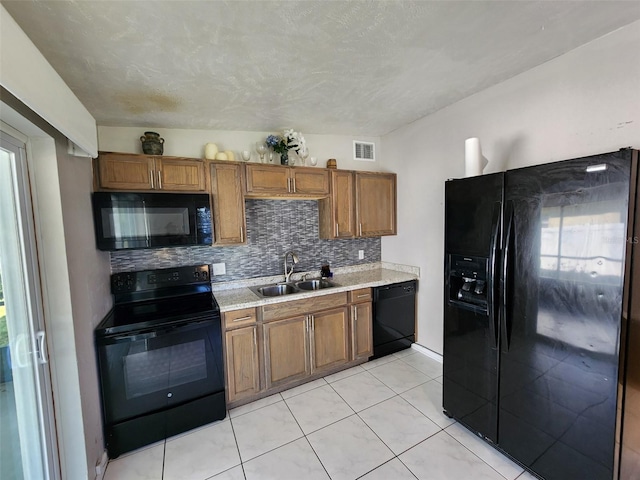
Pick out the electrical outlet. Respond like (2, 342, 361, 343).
(212, 263, 226, 275)
(358, 250, 364, 260)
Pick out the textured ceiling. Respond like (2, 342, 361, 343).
(3, 1, 640, 136)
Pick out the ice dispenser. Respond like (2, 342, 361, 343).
(447, 254, 488, 313)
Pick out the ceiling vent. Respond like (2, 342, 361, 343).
(354, 141, 375, 162)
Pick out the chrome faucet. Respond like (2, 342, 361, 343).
(283, 251, 299, 283)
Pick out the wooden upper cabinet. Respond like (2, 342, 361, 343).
(96, 152, 205, 192)
(97, 153, 155, 190)
(310, 306, 349, 373)
(96, 152, 205, 191)
(319, 170, 356, 239)
(156, 157, 206, 191)
(210, 162, 246, 245)
(245, 164, 290, 195)
(291, 168, 329, 195)
(355, 172, 397, 236)
(245, 164, 329, 197)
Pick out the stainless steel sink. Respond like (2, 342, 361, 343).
(250, 279, 338, 297)
(294, 279, 337, 291)
(253, 283, 297, 297)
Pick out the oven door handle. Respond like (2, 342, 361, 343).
(100, 318, 216, 345)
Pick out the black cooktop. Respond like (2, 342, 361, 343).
(95, 265, 220, 337)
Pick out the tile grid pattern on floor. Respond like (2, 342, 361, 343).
(104, 349, 537, 480)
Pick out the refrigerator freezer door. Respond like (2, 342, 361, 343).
(445, 172, 505, 257)
(499, 151, 632, 480)
(443, 173, 503, 443)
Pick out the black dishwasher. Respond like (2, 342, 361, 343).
(372, 280, 417, 358)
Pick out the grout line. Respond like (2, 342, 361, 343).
(161, 440, 166, 480)
(302, 435, 332, 479)
(280, 377, 328, 400)
(228, 393, 283, 419)
(441, 428, 515, 480)
(227, 413, 246, 477)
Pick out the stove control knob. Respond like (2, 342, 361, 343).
(167, 392, 173, 398)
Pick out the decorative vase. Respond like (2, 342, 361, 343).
(280, 151, 289, 166)
(140, 132, 164, 155)
(204, 143, 218, 159)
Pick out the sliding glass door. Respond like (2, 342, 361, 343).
(0, 132, 57, 480)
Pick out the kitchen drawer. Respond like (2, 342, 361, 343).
(223, 307, 257, 329)
(261, 292, 348, 322)
(349, 288, 372, 303)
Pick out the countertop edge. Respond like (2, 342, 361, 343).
(215, 268, 418, 312)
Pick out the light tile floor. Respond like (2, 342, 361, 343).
(103, 349, 538, 480)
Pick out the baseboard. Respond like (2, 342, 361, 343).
(411, 343, 443, 363)
(94, 450, 108, 480)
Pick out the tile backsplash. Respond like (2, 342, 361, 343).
(110, 199, 381, 281)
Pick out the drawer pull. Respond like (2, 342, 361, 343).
(232, 315, 253, 322)
(356, 294, 369, 298)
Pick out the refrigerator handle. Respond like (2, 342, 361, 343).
(488, 202, 501, 349)
(501, 201, 514, 353)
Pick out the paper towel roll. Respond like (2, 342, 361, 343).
(465, 138, 488, 177)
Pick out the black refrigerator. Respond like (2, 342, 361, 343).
(443, 148, 640, 480)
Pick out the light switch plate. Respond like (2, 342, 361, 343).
(358, 250, 364, 260)
(212, 263, 226, 275)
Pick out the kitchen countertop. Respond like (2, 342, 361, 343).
(212, 263, 419, 312)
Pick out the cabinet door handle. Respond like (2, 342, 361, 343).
(149, 171, 155, 189)
(292, 178, 296, 192)
(335, 223, 339, 237)
(354, 306, 358, 322)
(287, 178, 291, 192)
(232, 316, 253, 322)
(359, 223, 362, 236)
(240, 226, 244, 242)
(310, 315, 315, 331)
(253, 327, 257, 346)
(157, 171, 162, 189)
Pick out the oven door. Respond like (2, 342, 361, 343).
(96, 316, 224, 424)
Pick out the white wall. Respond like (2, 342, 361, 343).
(28, 132, 112, 480)
(98, 126, 384, 172)
(381, 21, 640, 355)
(56, 150, 112, 478)
(0, 5, 97, 157)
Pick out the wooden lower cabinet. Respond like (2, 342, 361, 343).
(263, 315, 310, 389)
(225, 288, 375, 407)
(351, 302, 373, 361)
(225, 325, 260, 403)
(310, 307, 349, 372)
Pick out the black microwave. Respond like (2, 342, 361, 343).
(92, 192, 213, 251)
